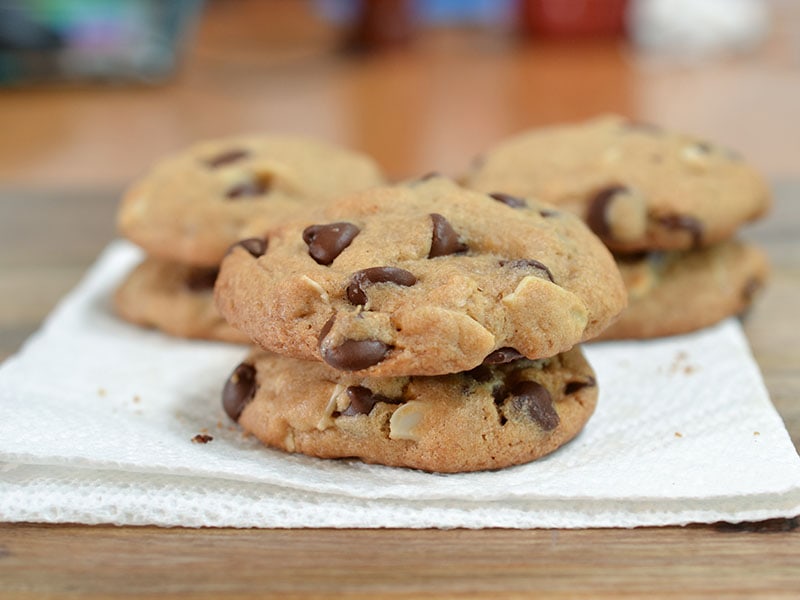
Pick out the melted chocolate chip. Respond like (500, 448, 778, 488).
(429, 213, 467, 258)
(232, 237, 268, 258)
(499, 259, 555, 283)
(321, 339, 391, 371)
(318, 315, 336, 344)
(226, 179, 269, 199)
(346, 267, 417, 305)
(587, 185, 628, 238)
(564, 376, 596, 395)
(466, 364, 493, 383)
(509, 381, 559, 431)
(489, 192, 527, 209)
(340, 385, 402, 416)
(222, 363, 257, 422)
(658, 214, 704, 247)
(206, 149, 250, 168)
(185, 267, 219, 292)
(483, 347, 524, 365)
(303, 222, 360, 266)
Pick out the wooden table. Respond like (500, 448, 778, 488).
(1, 2, 799, 597)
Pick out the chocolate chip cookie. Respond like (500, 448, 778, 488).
(464, 115, 770, 253)
(222, 345, 597, 473)
(114, 257, 249, 343)
(215, 177, 627, 376)
(118, 135, 385, 267)
(595, 240, 769, 340)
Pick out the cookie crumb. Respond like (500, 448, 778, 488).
(97, 387, 107, 397)
(674, 432, 683, 438)
(754, 431, 760, 436)
(132, 395, 141, 403)
(192, 434, 213, 444)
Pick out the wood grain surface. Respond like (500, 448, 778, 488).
(1, 2, 799, 597)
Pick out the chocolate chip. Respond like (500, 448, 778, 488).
(416, 171, 442, 183)
(321, 339, 391, 371)
(191, 434, 213, 444)
(657, 214, 704, 247)
(318, 315, 336, 344)
(222, 363, 257, 422)
(483, 347, 524, 365)
(741, 277, 763, 304)
(303, 222, 360, 266)
(489, 192, 527, 209)
(184, 267, 219, 292)
(346, 267, 417, 305)
(466, 365, 493, 383)
(429, 213, 467, 258)
(509, 381, 559, 431)
(564, 376, 596, 395)
(231, 237, 268, 258)
(499, 258, 555, 283)
(226, 179, 269, 199)
(206, 149, 249, 168)
(587, 185, 628, 238)
(340, 385, 401, 416)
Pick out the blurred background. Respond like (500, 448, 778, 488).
(0, 0, 798, 188)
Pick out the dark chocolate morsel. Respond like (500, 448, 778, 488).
(321, 339, 391, 371)
(206, 149, 250, 168)
(564, 376, 597, 395)
(483, 347, 525, 365)
(509, 381, 559, 431)
(489, 192, 527, 209)
(587, 185, 628, 238)
(222, 362, 257, 422)
(185, 267, 219, 291)
(499, 258, 555, 283)
(318, 315, 336, 344)
(428, 213, 467, 258)
(657, 214, 704, 248)
(231, 237, 268, 258)
(346, 267, 417, 305)
(341, 385, 401, 416)
(303, 222, 360, 266)
(226, 179, 269, 199)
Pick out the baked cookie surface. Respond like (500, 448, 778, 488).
(595, 240, 768, 340)
(464, 115, 770, 253)
(215, 177, 626, 376)
(223, 346, 597, 473)
(114, 257, 249, 343)
(118, 135, 384, 266)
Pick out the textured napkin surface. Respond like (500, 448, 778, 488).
(1, 241, 799, 528)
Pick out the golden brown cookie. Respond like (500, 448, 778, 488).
(464, 115, 770, 253)
(114, 257, 249, 343)
(595, 240, 769, 340)
(215, 177, 627, 377)
(118, 135, 385, 267)
(222, 346, 597, 473)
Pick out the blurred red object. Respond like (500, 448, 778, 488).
(520, 0, 628, 37)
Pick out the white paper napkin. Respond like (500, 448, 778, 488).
(1, 241, 799, 528)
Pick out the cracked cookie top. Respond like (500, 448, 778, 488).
(117, 135, 384, 266)
(215, 177, 625, 376)
(463, 115, 770, 253)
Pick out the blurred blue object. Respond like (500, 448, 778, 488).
(0, 0, 204, 85)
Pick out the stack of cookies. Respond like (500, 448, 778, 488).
(114, 136, 384, 342)
(214, 176, 627, 472)
(463, 115, 771, 340)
